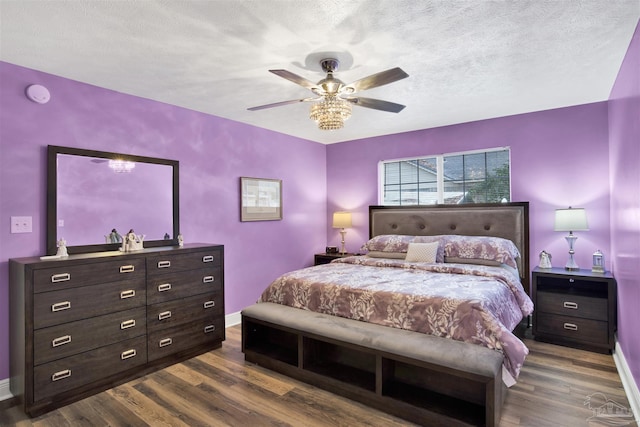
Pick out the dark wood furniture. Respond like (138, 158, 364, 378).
(314, 252, 355, 265)
(9, 243, 224, 416)
(243, 302, 504, 427)
(243, 203, 530, 427)
(532, 267, 616, 353)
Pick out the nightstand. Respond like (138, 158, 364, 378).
(314, 252, 355, 265)
(532, 267, 616, 353)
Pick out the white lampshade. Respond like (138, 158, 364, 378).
(332, 211, 352, 229)
(554, 208, 589, 232)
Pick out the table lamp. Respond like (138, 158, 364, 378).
(554, 207, 589, 270)
(332, 211, 352, 255)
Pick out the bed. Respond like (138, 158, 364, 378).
(242, 202, 531, 427)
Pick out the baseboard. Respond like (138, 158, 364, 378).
(0, 378, 11, 401)
(613, 339, 640, 422)
(225, 310, 241, 327)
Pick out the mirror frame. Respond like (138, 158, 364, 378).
(47, 145, 180, 255)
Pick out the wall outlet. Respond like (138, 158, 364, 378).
(11, 216, 32, 233)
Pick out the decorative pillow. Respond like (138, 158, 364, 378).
(443, 235, 520, 269)
(366, 251, 406, 259)
(405, 242, 439, 263)
(361, 235, 445, 262)
(412, 236, 445, 262)
(360, 235, 417, 253)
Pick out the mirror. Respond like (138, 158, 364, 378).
(47, 145, 179, 255)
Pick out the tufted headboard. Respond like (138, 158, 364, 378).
(369, 202, 530, 294)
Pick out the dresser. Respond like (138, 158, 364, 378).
(532, 267, 616, 353)
(9, 243, 224, 416)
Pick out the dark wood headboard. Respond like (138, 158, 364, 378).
(369, 202, 530, 294)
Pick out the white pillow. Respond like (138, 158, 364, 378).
(405, 242, 439, 263)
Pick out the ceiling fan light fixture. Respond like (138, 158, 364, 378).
(309, 96, 352, 130)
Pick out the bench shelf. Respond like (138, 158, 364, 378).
(242, 303, 505, 427)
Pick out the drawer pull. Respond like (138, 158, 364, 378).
(563, 301, 578, 309)
(158, 283, 172, 292)
(52, 335, 72, 347)
(51, 273, 71, 283)
(569, 278, 575, 283)
(121, 349, 137, 360)
(120, 319, 136, 330)
(157, 260, 171, 268)
(204, 325, 216, 333)
(119, 265, 135, 273)
(158, 311, 172, 320)
(563, 323, 578, 331)
(159, 338, 173, 347)
(51, 301, 71, 312)
(120, 289, 136, 299)
(203, 276, 215, 283)
(204, 300, 215, 309)
(202, 255, 214, 263)
(52, 369, 71, 381)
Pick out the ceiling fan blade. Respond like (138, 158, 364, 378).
(269, 69, 318, 90)
(343, 67, 409, 93)
(247, 97, 317, 111)
(345, 97, 406, 113)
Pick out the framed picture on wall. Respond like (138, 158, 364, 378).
(240, 177, 282, 221)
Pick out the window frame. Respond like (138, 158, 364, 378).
(378, 147, 511, 205)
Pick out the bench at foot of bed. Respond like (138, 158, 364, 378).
(241, 302, 505, 427)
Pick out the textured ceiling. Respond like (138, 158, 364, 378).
(1, 1, 638, 144)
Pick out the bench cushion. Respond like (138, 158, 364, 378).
(242, 302, 503, 379)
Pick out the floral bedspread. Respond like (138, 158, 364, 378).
(258, 256, 534, 382)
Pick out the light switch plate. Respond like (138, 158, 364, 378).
(11, 216, 32, 233)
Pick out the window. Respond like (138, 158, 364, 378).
(380, 148, 510, 205)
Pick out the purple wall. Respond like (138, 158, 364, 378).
(0, 62, 327, 381)
(609, 20, 640, 389)
(326, 103, 612, 278)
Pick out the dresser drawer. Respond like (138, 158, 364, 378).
(34, 307, 147, 366)
(536, 291, 607, 321)
(147, 317, 224, 361)
(33, 335, 147, 402)
(33, 258, 146, 293)
(147, 268, 222, 304)
(147, 292, 223, 332)
(147, 249, 222, 276)
(536, 313, 608, 345)
(33, 279, 146, 329)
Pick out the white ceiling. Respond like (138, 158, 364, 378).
(1, 1, 638, 144)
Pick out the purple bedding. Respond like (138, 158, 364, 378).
(258, 256, 534, 383)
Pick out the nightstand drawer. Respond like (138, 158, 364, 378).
(536, 291, 607, 321)
(314, 253, 355, 265)
(536, 313, 608, 344)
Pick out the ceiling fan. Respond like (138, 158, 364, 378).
(248, 58, 409, 130)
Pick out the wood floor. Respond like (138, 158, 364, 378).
(1, 325, 633, 427)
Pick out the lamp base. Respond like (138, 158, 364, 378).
(564, 234, 579, 271)
(339, 229, 347, 255)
